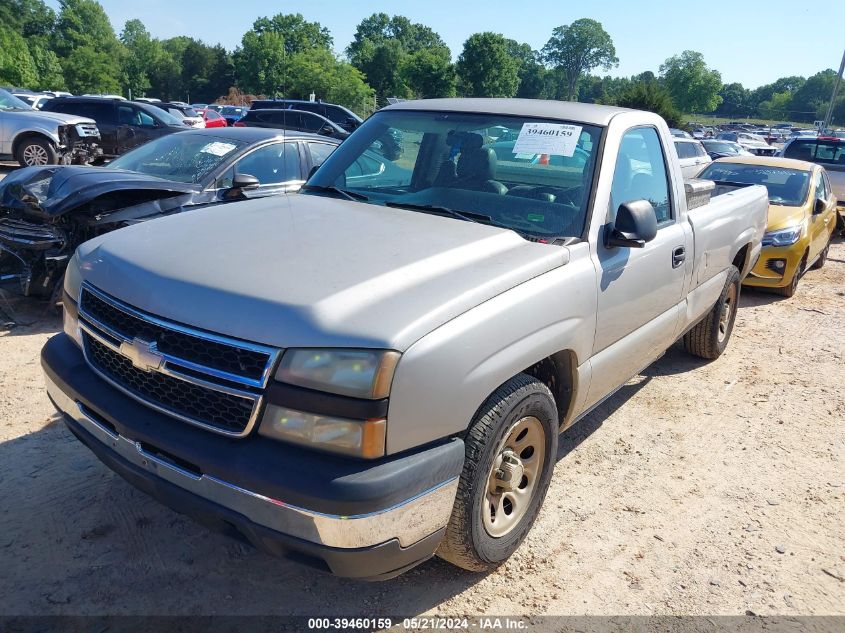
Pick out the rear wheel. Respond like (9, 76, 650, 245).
(16, 136, 58, 167)
(683, 265, 740, 359)
(437, 374, 558, 572)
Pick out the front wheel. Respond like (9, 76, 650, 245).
(16, 137, 58, 167)
(683, 265, 740, 359)
(437, 374, 558, 572)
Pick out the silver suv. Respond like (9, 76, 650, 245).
(0, 89, 101, 166)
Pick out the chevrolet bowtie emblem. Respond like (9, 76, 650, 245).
(119, 338, 164, 372)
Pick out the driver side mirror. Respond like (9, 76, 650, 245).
(813, 198, 826, 215)
(606, 200, 658, 248)
(319, 124, 335, 136)
(223, 173, 260, 199)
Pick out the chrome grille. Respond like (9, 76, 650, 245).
(78, 283, 280, 437)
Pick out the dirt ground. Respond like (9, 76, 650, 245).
(0, 200, 843, 616)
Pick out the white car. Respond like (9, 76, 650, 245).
(153, 103, 205, 128)
(13, 93, 53, 110)
(716, 132, 777, 156)
(673, 138, 712, 178)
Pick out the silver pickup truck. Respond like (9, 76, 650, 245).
(0, 89, 101, 166)
(43, 99, 768, 579)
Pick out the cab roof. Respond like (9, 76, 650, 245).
(382, 98, 633, 126)
(713, 155, 818, 171)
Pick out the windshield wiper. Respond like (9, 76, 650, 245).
(383, 202, 494, 225)
(301, 184, 368, 201)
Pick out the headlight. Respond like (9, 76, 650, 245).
(762, 225, 802, 247)
(275, 349, 400, 399)
(259, 404, 386, 458)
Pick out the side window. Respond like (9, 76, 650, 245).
(823, 172, 833, 199)
(231, 143, 301, 186)
(784, 141, 816, 162)
(117, 105, 139, 126)
(814, 171, 827, 200)
(138, 110, 156, 127)
(307, 142, 336, 168)
(300, 113, 324, 133)
(611, 127, 672, 224)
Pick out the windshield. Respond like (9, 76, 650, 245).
(0, 89, 31, 111)
(698, 163, 810, 206)
(703, 141, 744, 154)
(106, 133, 247, 183)
(306, 110, 602, 240)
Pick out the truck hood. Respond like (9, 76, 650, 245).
(0, 165, 198, 220)
(75, 195, 569, 351)
(8, 109, 96, 126)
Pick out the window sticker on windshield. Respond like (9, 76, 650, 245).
(200, 142, 237, 156)
(513, 123, 582, 157)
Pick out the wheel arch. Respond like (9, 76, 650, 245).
(12, 131, 58, 157)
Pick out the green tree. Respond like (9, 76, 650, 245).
(252, 13, 333, 55)
(347, 14, 450, 101)
(54, 0, 122, 93)
(542, 18, 618, 101)
(715, 82, 751, 117)
(120, 19, 155, 97)
(29, 44, 65, 90)
(757, 91, 794, 120)
(233, 29, 287, 95)
(614, 81, 682, 127)
(283, 48, 374, 116)
(0, 0, 56, 38)
(62, 45, 122, 93)
(0, 26, 38, 86)
(505, 40, 546, 99)
(456, 32, 520, 98)
(400, 47, 456, 98)
(791, 70, 837, 122)
(659, 50, 722, 113)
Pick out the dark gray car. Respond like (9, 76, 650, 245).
(0, 127, 342, 302)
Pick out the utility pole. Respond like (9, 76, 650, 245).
(823, 47, 845, 131)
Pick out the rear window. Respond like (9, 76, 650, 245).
(784, 139, 845, 166)
(674, 141, 696, 159)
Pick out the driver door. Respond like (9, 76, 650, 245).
(586, 126, 689, 406)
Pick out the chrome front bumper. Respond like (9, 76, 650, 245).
(46, 372, 458, 550)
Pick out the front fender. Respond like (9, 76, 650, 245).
(12, 125, 61, 150)
(385, 246, 597, 454)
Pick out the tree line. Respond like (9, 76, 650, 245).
(1, 0, 842, 125)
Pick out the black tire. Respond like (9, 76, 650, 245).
(437, 373, 558, 572)
(15, 136, 58, 167)
(810, 240, 830, 270)
(683, 265, 740, 360)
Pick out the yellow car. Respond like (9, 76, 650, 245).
(697, 156, 837, 297)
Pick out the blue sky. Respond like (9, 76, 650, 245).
(47, 0, 845, 88)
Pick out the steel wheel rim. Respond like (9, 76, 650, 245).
(22, 144, 49, 166)
(718, 284, 737, 343)
(483, 415, 546, 538)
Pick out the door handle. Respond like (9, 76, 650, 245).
(672, 246, 686, 268)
